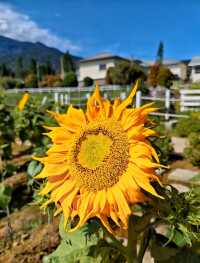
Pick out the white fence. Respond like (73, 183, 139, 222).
(6, 86, 200, 119)
(180, 89, 200, 112)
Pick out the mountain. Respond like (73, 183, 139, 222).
(0, 35, 81, 72)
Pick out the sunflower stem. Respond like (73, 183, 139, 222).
(137, 227, 151, 263)
(126, 215, 138, 263)
(100, 223, 126, 255)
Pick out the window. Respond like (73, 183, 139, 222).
(99, 64, 107, 71)
(195, 66, 200, 74)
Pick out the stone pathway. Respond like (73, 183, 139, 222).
(167, 168, 199, 182)
(167, 168, 200, 192)
(171, 136, 188, 154)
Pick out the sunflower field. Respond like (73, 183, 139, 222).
(0, 83, 200, 263)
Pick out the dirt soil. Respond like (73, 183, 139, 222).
(170, 159, 200, 172)
(0, 205, 60, 263)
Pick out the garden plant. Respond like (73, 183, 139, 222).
(31, 82, 200, 263)
(0, 82, 200, 262)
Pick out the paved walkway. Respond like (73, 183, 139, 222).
(171, 136, 188, 154)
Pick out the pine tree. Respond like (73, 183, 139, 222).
(61, 51, 75, 78)
(0, 64, 10, 77)
(156, 41, 164, 64)
(16, 57, 24, 78)
(46, 58, 54, 75)
(29, 58, 37, 74)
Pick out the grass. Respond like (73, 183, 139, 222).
(4, 86, 132, 108)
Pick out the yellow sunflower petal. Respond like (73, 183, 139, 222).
(128, 163, 162, 198)
(114, 80, 139, 120)
(35, 80, 164, 233)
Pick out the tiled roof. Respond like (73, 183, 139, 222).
(80, 52, 129, 63)
(141, 59, 190, 67)
(188, 57, 200, 66)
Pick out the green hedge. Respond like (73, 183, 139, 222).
(174, 113, 200, 137)
(184, 133, 200, 167)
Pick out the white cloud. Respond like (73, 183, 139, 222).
(0, 3, 80, 52)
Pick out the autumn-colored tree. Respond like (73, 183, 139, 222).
(105, 67, 115, 85)
(40, 75, 63, 87)
(148, 64, 160, 87)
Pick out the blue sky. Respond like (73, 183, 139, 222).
(0, 0, 200, 60)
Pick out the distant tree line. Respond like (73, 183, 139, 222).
(0, 50, 80, 89)
(0, 41, 175, 90)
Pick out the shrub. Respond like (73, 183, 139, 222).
(157, 67, 174, 88)
(0, 95, 15, 159)
(190, 83, 200, 89)
(83, 76, 94, 87)
(63, 72, 78, 87)
(174, 115, 200, 137)
(0, 77, 19, 89)
(105, 61, 146, 85)
(148, 65, 174, 88)
(149, 118, 173, 164)
(40, 75, 63, 87)
(184, 133, 200, 167)
(25, 74, 38, 88)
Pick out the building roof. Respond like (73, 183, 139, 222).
(141, 59, 189, 67)
(79, 52, 129, 63)
(188, 56, 200, 66)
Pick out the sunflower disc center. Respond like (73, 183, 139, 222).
(78, 133, 112, 169)
(69, 119, 129, 191)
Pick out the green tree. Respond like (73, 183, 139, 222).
(156, 41, 164, 64)
(25, 73, 38, 88)
(63, 71, 78, 87)
(0, 64, 10, 77)
(105, 61, 146, 85)
(16, 57, 24, 78)
(38, 64, 47, 81)
(61, 51, 75, 76)
(29, 58, 37, 74)
(157, 66, 174, 88)
(83, 76, 94, 87)
(46, 58, 54, 75)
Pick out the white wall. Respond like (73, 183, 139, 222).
(190, 67, 200, 82)
(78, 58, 116, 82)
(167, 64, 187, 80)
(168, 65, 182, 77)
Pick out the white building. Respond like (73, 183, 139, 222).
(142, 59, 189, 81)
(77, 53, 129, 86)
(164, 60, 188, 80)
(188, 57, 200, 82)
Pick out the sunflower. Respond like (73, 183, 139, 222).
(35, 81, 164, 232)
(18, 92, 30, 111)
